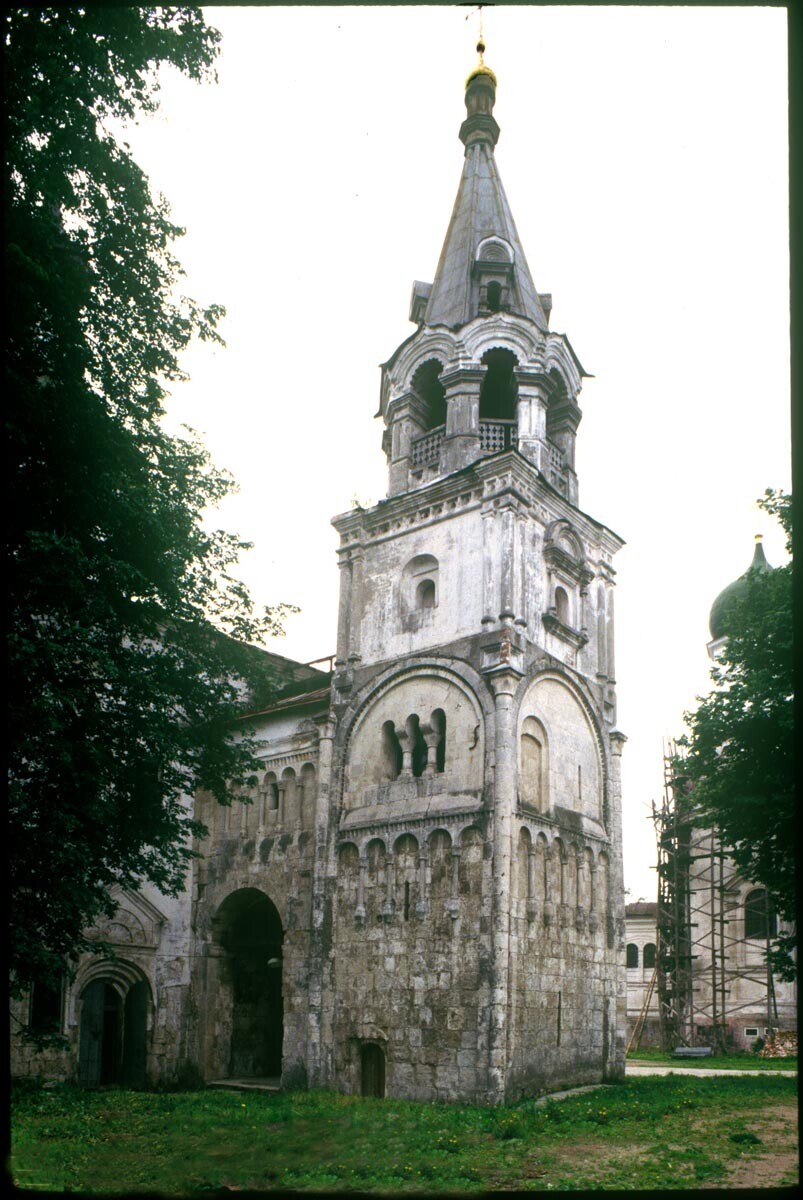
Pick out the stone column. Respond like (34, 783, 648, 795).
(307, 716, 335, 1088)
(559, 844, 569, 926)
(381, 853, 395, 920)
(395, 723, 413, 776)
(416, 848, 429, 917)
(486, 666, 523, 1103)
(498, 501, 517, 627)
(355, 855, 368, 925)
(575, 845, 587, 930)
(514, 369, 549, 469)
(445, 847, 461, 919)
(543, 845, 555, 926)
(589, 862, 599, 933)
(481, 505, 497, 628)
(516, 512, 528, 630)
(348, 549, 364, 665)
(606, 730, 627, 1082)
(527, 846, 538, 921)
(606, 587, 616, 684)
(334, 553, 352, 668)
(441, 367, 483, 473)
(421, 722, 440, 774)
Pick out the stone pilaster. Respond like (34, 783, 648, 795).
(485, 665, 523, 1103)
(606, 729, 627, 1082)
(307, 715, 336, 1088)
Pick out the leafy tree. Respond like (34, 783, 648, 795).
(6, 7, 291, 1016)
(677, 490, 794, 978)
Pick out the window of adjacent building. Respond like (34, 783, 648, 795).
(626, 943, 639, 968)
(744, 888, 777, 939)
(643, 943, 656, 969)
(744, 1026, 760, 1039)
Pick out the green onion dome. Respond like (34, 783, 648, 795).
(709, 537, 771, 639)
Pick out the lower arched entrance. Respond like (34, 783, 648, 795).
(78, 977, 149, 1087)
(215, 889, 283, 1078)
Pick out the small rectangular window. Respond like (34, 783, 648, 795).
(744, 1027, 759, 1038)
(30, 977, 63, 1034)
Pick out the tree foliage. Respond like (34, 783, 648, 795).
(6, 7, 290, 1006)
(677, 491, 794, 977)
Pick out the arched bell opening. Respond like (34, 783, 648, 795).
(213, 889, 284, 1079)
(479, 348, 518, 422)
(411, 358, 446, 431)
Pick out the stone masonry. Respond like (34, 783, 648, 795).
(12, 50, 627, 1103)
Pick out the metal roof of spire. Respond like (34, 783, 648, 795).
(424, 43, 549, 332)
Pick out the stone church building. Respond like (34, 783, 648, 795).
(13, 52, 627, 1103)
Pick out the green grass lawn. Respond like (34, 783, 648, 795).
(11, 1075, 798, 1192)
(627, 1048, 798, 1071)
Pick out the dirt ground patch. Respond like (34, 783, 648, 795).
(699, 1102, 799, 1190)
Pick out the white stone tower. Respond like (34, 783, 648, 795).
(315, 44, 627, 1104)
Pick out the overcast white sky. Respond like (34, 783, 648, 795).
(123, 4, 790, 903)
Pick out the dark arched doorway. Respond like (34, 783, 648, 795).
(216, 889, 283, 1078)
(360, 1042, 386, 1098)
(78, 976, 150, 1087)
(79, 981, 121, 1086)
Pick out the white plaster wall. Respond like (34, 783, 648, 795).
(358, 510, 484, 663)
(519, 676, 602, 821)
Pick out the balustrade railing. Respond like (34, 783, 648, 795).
(480, 419, 517, 452)
(411, 425, 445, 468)
(410, 419, 529, 470)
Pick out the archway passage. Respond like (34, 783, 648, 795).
(217, 889, 284, 1078)
(360, 1042, 386, 1098)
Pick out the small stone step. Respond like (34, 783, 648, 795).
(207, 1077, 282, 1093)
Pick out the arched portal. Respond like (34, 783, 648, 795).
(78, 980, 121, 1086)
(77, 968, 151, 1088)
(215, 889, 284, 1078)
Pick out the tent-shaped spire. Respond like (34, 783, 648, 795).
(424, 45, 549, 332)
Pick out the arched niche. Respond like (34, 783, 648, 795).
(518, 675, 604, 825)
(520, 715, 548, 813)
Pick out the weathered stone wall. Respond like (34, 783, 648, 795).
(507, 825, 617, 1097)
(10, 872, 194, 1087)
(331, 820, 493, 1101)
(188, 715, 321, 1086)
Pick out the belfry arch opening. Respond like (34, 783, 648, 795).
(479, 348, 518, 421)
(214, 889, 284, 1078)
(411, 359, 446, 431)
